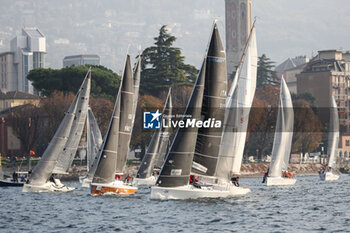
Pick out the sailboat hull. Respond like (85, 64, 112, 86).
(0, 179, 25, 187)
(133, 176, 157, 186)
(91, 181, 137, 196)
(266, 177, 296, 186)
(319, 172, 339, 181)
(22, 180, 75, 193)
(79, 177, 92, 188)
(150, 184, 250, 200)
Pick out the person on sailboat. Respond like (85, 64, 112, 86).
(115, 174, 122, 180)
(262, 167, 269, 183)
(124, 175, 132, 183)
(231, 175, 240, 187)
(282, 171, 293, 179)
(189, 175, 201, 189)
(12, 171, 18, 183)
(49, 174, 57, 186)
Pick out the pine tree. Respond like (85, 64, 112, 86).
(140, 25, 198, 95)
(257, 54, 278, 87)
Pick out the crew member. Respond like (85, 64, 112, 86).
(231, 176, 240, 187)
(262, 167, 269, 183)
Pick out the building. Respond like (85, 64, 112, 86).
(0, 90, 40, 112)
(0, 52, 16, 92)
(225, 0, 252, 79)
(297, 50, 350, 129)
(63, 54, 100, 67)
(0, 28, 46, 94)
(338, 133, 350, 161)
(275, 56, 309, 93)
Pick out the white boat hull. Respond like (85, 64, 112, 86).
(22, 180, 75, 193)
(133, 176, 156, 186)
(150, 184, 251, 200)
(266, 177, 296, 186)
(319, 172, 339, 181)
(80, 177, 92, 188)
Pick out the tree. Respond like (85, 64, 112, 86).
(27, 65, 120, 100)
(131, 94, 164, 157)
(8, 104, 41, 170)
(257, 54, 278, 87)
(291, 92, 318, 113)
(140, 25, 198, 95)
(245, 85, 280, 160)
(292, 99, 323, 154)
(89, 97, 114, 136)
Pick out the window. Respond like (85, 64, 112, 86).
(346, 140, 350, 147)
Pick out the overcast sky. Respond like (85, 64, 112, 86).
(252, 0, 350, 63)
(1, 0, 349, 69)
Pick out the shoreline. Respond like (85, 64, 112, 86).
(0, 162, 338, 181)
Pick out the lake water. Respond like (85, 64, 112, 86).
(0, 175, 349, 233)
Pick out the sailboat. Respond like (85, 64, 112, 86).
(91, 55, 137, 196)
(52, 70, 91, 177)
(215, 21, 257, 192)
(133, 89, 172, 186)
(23, 70, 91, 192)
(132, 56, 141, 124)
(151, 22, 250, 200)
(319, 96, 340, 181)
(265, 77, 296, 186)
(81, 58, 140, 188)
(80, 107, 103, 188)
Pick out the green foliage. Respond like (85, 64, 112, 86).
(27, 65, 120, 100)
(140, 25, 198, 95)
(291, 92, 317, 109)
(257, 54, 278, 87)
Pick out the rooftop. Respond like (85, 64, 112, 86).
(0, 91, 40, 100)
(22, 28, 45, 38)
(63, 54, 100, 60)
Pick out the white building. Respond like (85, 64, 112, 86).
(0, 28, 46, 94)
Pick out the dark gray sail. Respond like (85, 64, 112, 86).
(28, 96, 79, 185)
(52, 69, 91, 174)
(132, 56, 141, 124)
(136, 89, 172, 179)
(116, 55, 134, 173)
(192, 23, 227, 176)
(154, 91, 172, 168)
(92, 73, 123, 183)
(156, 60, 206, 187)
(86, 107, 103, 180)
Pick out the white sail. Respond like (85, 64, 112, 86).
(327, 96, 339, 168)
(220, 27, 257, 176)
(86, 107, 103, 177)
(268, 77, 294, 177)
